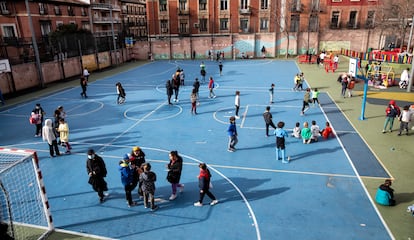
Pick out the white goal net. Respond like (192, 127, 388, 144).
(0, 148, 54, 240)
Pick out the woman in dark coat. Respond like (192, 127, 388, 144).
(86, 149, 108, 203)
(166, 150, 184, 201)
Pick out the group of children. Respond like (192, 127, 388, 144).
(39, 105, 72, 157)
(115, 147, 218, 210)
(273, 119, 334, 163)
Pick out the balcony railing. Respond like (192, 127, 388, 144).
(239, 7, 251, 15)
(178, 9, 189, 15)
(93, 17, 121, 24)
(91, 3, 121, 11)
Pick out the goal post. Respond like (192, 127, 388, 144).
(0, 148, 54, 240)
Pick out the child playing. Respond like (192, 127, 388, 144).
(119, 155, 137, 207)
(274, 121, 289, 163)
(291, 122, 301, 138)
(301, 121, 312, 144)
(227, 116, 238, 152)
(194, 163, 218, 207)
(116, 82, 126, 104)
(311, 88, 320, 106)
(398, 105, 412, 136)
(190, 88, 198, 114)
(57, 118, 72, 154)
(310, 120, 320, 142)
(269, 83, 275, 104)
(321, 122, 334, 139)
(234, 91, 240, 119)
(140, 163, 158, 211)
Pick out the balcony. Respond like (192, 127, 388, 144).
(91, 3, 121, 11)
(2, 37, 21, 46)
(239, 7, 251, 15)
(93, 17, 121, 24)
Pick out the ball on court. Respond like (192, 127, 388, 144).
(390, 147, 395, 151)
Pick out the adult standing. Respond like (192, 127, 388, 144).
(341, 75, 348, 98)
(263, 106, 277, 137)
(193, 78, 200, 100)
(399, 68, 409, 89)
(218, 61, 223, 76)
(32, 103, 45, 137)
(86, 149, 108, 203)
(208, 76, 216, 98)
(172, 71, 181, 102)
(166, 80, 174, 105)
(80, 76, 88, 98)
(83, 67, 90, 81)
(42, 119, 60, 157)
(166, 150, 184, 201)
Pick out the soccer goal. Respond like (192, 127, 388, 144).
(0, 148, 54, 240)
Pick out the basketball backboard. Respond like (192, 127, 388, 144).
(0, 59, 11, 73)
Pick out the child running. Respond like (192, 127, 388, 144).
(116, 82, 126, 104)
(311, 88, 320, 106)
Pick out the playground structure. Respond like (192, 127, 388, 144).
(365, 62, 396, 88)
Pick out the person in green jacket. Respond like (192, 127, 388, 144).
(301, 121, 312, 144)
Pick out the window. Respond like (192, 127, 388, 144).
(220, 18, 228, 30)
(240, 18, 249, 32)
(292, 0, 301, 12)
(331, 11, 340, 28)
(261, 0, 268, 10)
(1, 24, 16, 37)
(179, 0, 186, 11)
(68, 6, 75, 16)
(200, 18, 208, 31)
(82, 21, 90, 30)
(179, 21, 188, 33)
(39, 3, 47, 15)
(160, 19, 168, 33)
(0, 1, 10, 14)
(311, 0, 319, 11)
(40, 21, 51, 36)
(220, 0, 228, 10)
(54, 6, 61, 15)
(81, 7, 87, 16)
(366, 10, 375, 27)
(159, 0, 167, 12)
(289, 14, 300, 32)
(199, 0, 207, 10)
(348, 10, 357, 27)
(56, 21, 64, 27)
(260, 18, 268, 30)
(240, 0, 248, 9)
(309, 15, 318, 31)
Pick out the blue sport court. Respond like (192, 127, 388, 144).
(0, 59, 393, 239)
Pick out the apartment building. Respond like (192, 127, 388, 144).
(0, 0, 90, 63)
